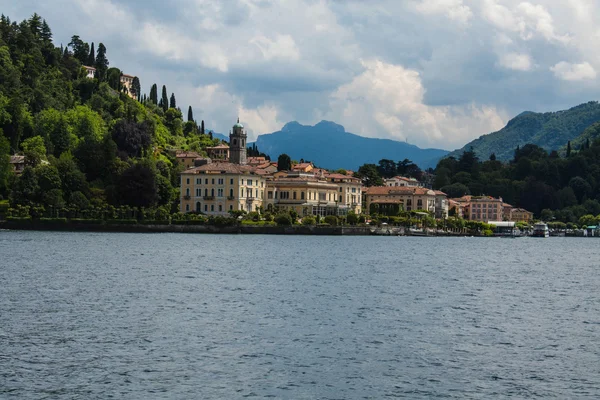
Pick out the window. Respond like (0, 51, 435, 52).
(186, 204, 190, 211)
(293, 192, 297, 200)
(280, 191, 290, 200)
(219, 205, 222, 212)
(248, 179, 253, 186)
(339, 187, 342, 192)
(268, 191, 273, 199)
(211, 205, 214, 211)
(212, 178, 215, 184)
(230, 205, 233, 211)
(241, 179, 244, 185)
(319, 192, 326, 201)
(352, 188, 356, 193)
(204, 204, 208, 212)
(186, 178, 190, 184)
(196, 178, 201, 185)
(301, 192, 305, 200)
(230, 188, 234, 197)
(205, 178, 208, 184)
(230, 178, 234, 185)
(339, 195, 342, 202)
(204, 188, 208, 196)
(196, 202, 201, 212)
(217, 188, 224, 197)
(218, 178, 224, 185)
(211, 188, 215, 196)
(196, 188, 201, 197)
(186, 188, 190, 196)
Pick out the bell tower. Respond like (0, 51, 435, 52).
(229, 118, 247, 165)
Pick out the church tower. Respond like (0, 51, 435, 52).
(229, 118, 247, 165)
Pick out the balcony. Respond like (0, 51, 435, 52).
(203, 196, 215, 200)
(183, 195, 191, 200)
(227, 196, 235, 200)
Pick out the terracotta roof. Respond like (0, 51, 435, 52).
(121, 73, 135, 78)
(433, 190, 447, 196)
(181, 162, 259, 175)
(292, 162, 313, 170)
(370, 199, 405, 204)
(324, 173, 361, 181)
(83, 65, 96, 70)
(206, 144, 230, 149)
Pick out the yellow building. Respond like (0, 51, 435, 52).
(509, 208, 534, 223)
(180, 161, 265, 215)
(324, 173, 362, 214)
(180, 120, 264, 215)
(120, 74, 137, 99)
(264, 172, 344, 217)
(364, 186, 438, 215)
(206, 144, 230, 160)
(175, 151, 202, 169)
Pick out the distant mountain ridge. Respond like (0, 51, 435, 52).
(448, 101, 600, 160)
(253, 120, 448, 170)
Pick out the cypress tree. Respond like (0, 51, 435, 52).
(95, 43, 109, 81)
(87, 42, 95, 66)
(132, 77, 141, 100)
(187, 106, 193, 122)
(201, 120, 205, 135)
(586, 138, 590, 150)
(169, 93, 176, 109)
(161, 85, 168, 112)
(149, 84, 158, 104)
(567, 141, 571, 157)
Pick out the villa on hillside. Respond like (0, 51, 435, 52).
(83, 65, 96, 79)
(364, 186, 438, 216)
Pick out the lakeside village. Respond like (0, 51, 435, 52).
(2, 117, 594, 237)
(173, 120, 558, 237)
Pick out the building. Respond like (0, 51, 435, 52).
(509, 208, 534, 223)
(384, 176, 421, 187)
(9, 155, 25, 175)
(264, 172, 342, 217)
(448, 199, 464, 218)
(247, 157, 268, 166)
(180, 120, 264, 215)
(465, 196, 504, 222)
(433, 190, 448, 219)
(83, 65, 96, 79)
(292, 162, 314, 173)
(364, 186, 439, 216)
(175, 151, 202, 169)
(205, 144, 230, 160)
(120, 74, 137, 99)
(323, 173, 362, 214)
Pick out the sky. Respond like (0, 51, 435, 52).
(2, 0, 600, 150)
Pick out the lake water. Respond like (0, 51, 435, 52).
(1, 231, 599, 399)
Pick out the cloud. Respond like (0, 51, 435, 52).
(414, 0, 473, 25)
(498, 52, 533, 71)
(550, 62, 597, 81)
(326, 60, 507, 149)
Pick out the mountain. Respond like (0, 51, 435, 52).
(447, 101, 600, 161)
(254, 121, 448, 170)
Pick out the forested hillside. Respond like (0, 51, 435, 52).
(0, 13, 221, 214)
(436, 142, 600, 225)
(448, 102, 600, 161)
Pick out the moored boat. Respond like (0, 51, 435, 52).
(532, 222, 549, 238)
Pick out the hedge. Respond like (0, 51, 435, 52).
(39, 218, 68, 224)
(6, 216, 32, 221)
(105, 219, 138, 225)
(70, 218, 104, 225)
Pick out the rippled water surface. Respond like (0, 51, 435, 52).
(1, 231, 600, 399)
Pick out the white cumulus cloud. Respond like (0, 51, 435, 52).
(550, 62, 597, 81)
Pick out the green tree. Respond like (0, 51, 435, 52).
(0, 134, 10, 193)
(117, 163, 158, 208)
(149, 83, 158, 105)
(87, 42, 95, 66)
(106, 67, 122, 91)
(566, 141, 571, 157)
(161, 85, 168, 112)
(277, 153, 292, 171)
(21, 136, 46, 166)
(200, 120, 205, 135)
(355, 163, 383, 187)
(94, 43, 108, 81)
(69, 35, 89, 65)
(132, 77, 141, 100)
(169, 93, 176, 109)
(187, 106, 194, 122)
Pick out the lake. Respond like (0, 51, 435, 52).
(1, 231, 599, 398)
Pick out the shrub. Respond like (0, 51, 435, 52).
(346, 212, 359, 225)
(302, 216, 316, 225)
(6, 216, 32, 222)
(275, 214, 292, 226)
(324, 215, 338, 226)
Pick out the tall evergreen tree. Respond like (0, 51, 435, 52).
(87, 42, 95, 66)
(149, 84, 158, 105)
(187, 106, 193, 122)
(201, 120, 205, 135)
(28, 13, 42, 37)
(161, 85, 168, 112)
(169, 93, 176, 109)
(69, 35, 89, 64)
(132, 77, 141, 100)
(40, 20, 52, 42)
(566, 141, 572, 157)
(94, 43, 108, 81)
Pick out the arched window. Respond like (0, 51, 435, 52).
(196, 202, 201, 212)
(230, 188, 234, 197)
(211, 188, 215, 196)
(233, 139, 237, 146)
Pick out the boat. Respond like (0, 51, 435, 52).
(532, 222, 549, 238)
